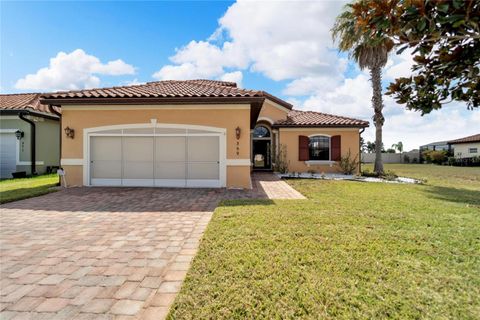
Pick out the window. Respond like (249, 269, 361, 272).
(253, 126, 270, 138)
(309, 136, 330, 160)
(469, 148, 478, 154)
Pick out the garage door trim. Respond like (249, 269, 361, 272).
(83, 123, 226, 188)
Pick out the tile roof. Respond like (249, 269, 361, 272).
(0, 93, 59, 116)
(274, 110, 369, 128)
(448, 133, 480, 144)
(42, 79, 267, 99)
(40, 79, 293, 109)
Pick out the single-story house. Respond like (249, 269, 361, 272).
(40, 80, 369, 189)
(448, 133, 480, 159)
(419, 140, 450, 152)
(0, 93, 60, 178)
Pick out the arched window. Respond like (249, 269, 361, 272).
(253, 125, 270, 138)
(309, 136, 330, 161)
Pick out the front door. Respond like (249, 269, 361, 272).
(253, 140, 271, 169)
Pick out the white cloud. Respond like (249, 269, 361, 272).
(220, 71, 243, 88)
(153, 1, 346, 86)
(385, 48, 415, 80)
(299, 74, 373, 119)
(366, 107, 480, 152)
(15, 49, 135, 91)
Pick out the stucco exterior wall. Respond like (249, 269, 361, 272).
(451, 142, 480, 158)
(60, 104, 251, 188)
(257, 100, 289, 124)
(279, 128, 361, 173)
(227, 166, 251, 189)
(0, 116, 59, 175)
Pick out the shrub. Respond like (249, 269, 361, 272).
(422, 150, 447, 164)
(361, 169, 378, 177)
(403, 155, 410, 163)
(338, 150, 359, 175)
(274, 144, 289, 173)
(383, 170, 398, 180)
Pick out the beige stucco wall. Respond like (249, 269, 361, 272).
(227, 166, 251, 189)
(257, 100, 289, 123)
(61, 105, 251, 188)
(279, 128, 361, 173)
(62, 165, 83, 187)
(452, 142, 480, 158)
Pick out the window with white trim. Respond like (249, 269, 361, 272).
(309, 136, 330, 161)
(469, 147, 478, 154)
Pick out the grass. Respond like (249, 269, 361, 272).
(0, 174, 59, 204)
(169, 164, 480, 319)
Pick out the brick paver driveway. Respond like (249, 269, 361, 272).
(0, 174, 304, 319)
(0, 188, 220, 320)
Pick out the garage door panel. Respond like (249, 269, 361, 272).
(187, 136, 219, 162)
(0, 133, 17, 178)
(155, 137, 186, 162)
(123, 137, 153, 180)
(89, 127, 222, 188)
(187, 163, 219, 180)
(91, 137, 122, 181)
(155, 162, 186, 179)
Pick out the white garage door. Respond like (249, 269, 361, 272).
(0, 132, 17, 179)
(89, 126, 223, 188)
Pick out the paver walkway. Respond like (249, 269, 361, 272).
(0, 173, 304, 319)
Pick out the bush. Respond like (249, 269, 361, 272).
(338, 150, 359, 174)
(361, 169, 378, 177)
(274, 144, 289, 173)
(361, 169, 398, 180)
(383, 170, 398, 180)
(403, 155, 410, 163)
(422, 150, 447, 164)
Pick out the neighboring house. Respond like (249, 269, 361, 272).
(0, 93, 60, 178)
(40, 80, 368, 189)
(420, 140, 450, 152)
(448, 133, 480, 159)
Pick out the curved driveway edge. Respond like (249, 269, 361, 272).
(0, 174, 304, 319)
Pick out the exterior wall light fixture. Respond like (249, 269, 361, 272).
(64, 126, 75, 139)
(15, 130, 24, 140)
(235, 126, 241, 140)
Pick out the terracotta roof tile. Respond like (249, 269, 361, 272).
(41, 79, 264, 100)
(448, 133, 480, 144)
(274, 110, 369, 128)
(0, 93, 59, 116)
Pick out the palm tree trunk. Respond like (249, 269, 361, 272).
(370, 65, 385, 175)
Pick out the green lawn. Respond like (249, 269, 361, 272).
(169, 164, 480, 319)
(0, 174, 59, 204)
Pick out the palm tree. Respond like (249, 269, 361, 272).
(392, 141, 403, 153)
(332, 1, 393, 174)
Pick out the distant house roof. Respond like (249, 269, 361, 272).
(448, 133, 480, 145)
(274, 110, 369, 128)
(0, 93, 60, 117)
(420, 140, 449, 147)
(40, 79, 293, 110)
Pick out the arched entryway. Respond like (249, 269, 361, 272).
(252, 124, 272, 170)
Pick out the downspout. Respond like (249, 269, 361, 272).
(19, 111, 36, 175)
(49, 105, 62, 186)
(359, 128, 365, 174)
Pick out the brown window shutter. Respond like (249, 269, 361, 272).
(299, 135, 309, 161)
(331, 135, 341, 161)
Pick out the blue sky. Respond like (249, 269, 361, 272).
(2, 1, 478, 150)
(1, 1, 284, 96)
